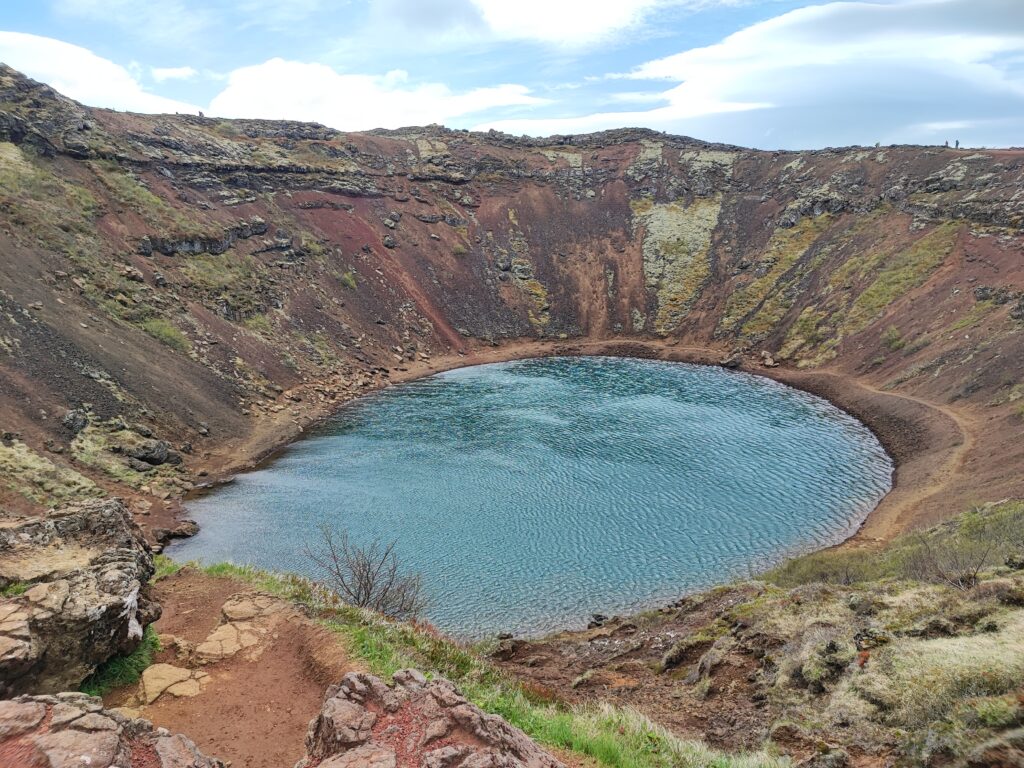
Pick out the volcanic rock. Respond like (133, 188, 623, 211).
(299, 670, 564, 768)
(0, 499, 159, 696)
(0, 693, 224, 767)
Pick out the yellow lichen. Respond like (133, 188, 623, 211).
(0, 440, 102, 507)
(635, 197, 721, 334)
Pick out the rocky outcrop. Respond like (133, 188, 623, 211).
(299, 670, 564, 768)
(137, 216, 268, 257)
(0, 499, 158, 696)
(0, 693, 223, 767)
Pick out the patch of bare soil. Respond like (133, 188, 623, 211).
(105, 567, 352, 768)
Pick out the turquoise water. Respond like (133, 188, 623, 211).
(173, 356, 892, 638)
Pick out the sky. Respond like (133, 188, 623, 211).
(0, 0, 1022, 149)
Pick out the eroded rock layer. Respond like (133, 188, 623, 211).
(0, 499, 157, 696)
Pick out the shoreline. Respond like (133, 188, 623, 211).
(188, 337, 969, 552)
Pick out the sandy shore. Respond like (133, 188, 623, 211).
(192, 337, 971, 550)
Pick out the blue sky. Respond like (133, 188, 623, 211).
(1, 0, 1022, 149)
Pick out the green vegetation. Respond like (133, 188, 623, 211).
(768, 500, 1024, 588)
(950, 300, 996, 331)
(720, 216, 830, 338)
(141, 317, 191, 352)
(80, 625, 161, 697)
(1, 581, 30, 597)
(339, 269, 358, 289)
(189, 561, 784, 768)
(452, 243, 468, 257)
(843, 222, 959, 335)
(0, 439, 103, 507)
(635, 198, 721, 334)
(242, 313, 274, 336)
(882, 326, 905, 351)
(153, 554, 184, 581)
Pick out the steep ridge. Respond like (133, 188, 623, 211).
(0, 62, 1022, 540)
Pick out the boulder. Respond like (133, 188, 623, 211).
(298, 670, 564, 768)
(0, 693, 224, 767)
(126, 439, 171, 466)
(0, 499, 159, 696)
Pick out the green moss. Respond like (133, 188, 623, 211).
(339, 269, 358, 290)
(720, 216, 830, 338)
(779, 307, 835, 364)
(141, 317, 191, 352)
(90, 160, 205, 236)
(80, 625, 161, 697)
(844, 223, 959, 335)
(950, 301, 996, 331)
(242, 314, 274, 336)
(0, 440, 102, 507)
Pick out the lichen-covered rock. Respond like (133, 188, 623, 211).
(299, 670, 564, 768)
(0, 499, 159, 696)
(0, 693, 224, 767)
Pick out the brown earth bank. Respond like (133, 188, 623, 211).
(104, 567, 354, 768)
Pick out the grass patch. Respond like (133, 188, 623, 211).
(882, 326, 905, 351)
(851, 612, 1024, 727)
(80, 625, 161, 697)
(141, 317, 191, 352)
(768, 500, 1024, 588)
(1, 581, 30, 597)
(153, 554, 184, 581)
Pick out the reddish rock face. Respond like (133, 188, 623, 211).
(0, 694, 223, 768)
(299, 670, 564, 768)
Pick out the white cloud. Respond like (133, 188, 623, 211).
(151, 65, 198, 82)
(477, 0, 1024, 147)
(207, 58, 549, 130)
(468, 0, 665, 45)
(0, 32, 200, 113)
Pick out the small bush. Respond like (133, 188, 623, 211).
(305, 526, 427, 621)
(883, 326, 905, 351)
(769, 501, 1024, 589)
(452, 243, 468, 257)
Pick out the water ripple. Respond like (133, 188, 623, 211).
(173, 357, 893, 639)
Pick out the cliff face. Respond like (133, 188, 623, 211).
(0, 64, 1022, 522)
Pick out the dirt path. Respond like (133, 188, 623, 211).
(105, 568, 352, 768)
